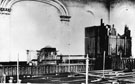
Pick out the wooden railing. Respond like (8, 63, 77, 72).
(122, 58, 135, 69)
(1, 63, 95, 76)
(112, 57, 135, 70)
(2, 57, 135, 77)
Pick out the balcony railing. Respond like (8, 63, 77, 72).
(1, 63, 94, 76)
(1, 57, 135, 77)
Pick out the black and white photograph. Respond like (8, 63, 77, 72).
(0, 0, 134, 83)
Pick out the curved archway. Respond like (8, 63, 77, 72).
(0, 0, 69, 16)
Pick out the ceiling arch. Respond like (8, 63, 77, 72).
(0, 0, 69, 17)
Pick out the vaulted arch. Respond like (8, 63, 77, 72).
(0, 0, 69, 17)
